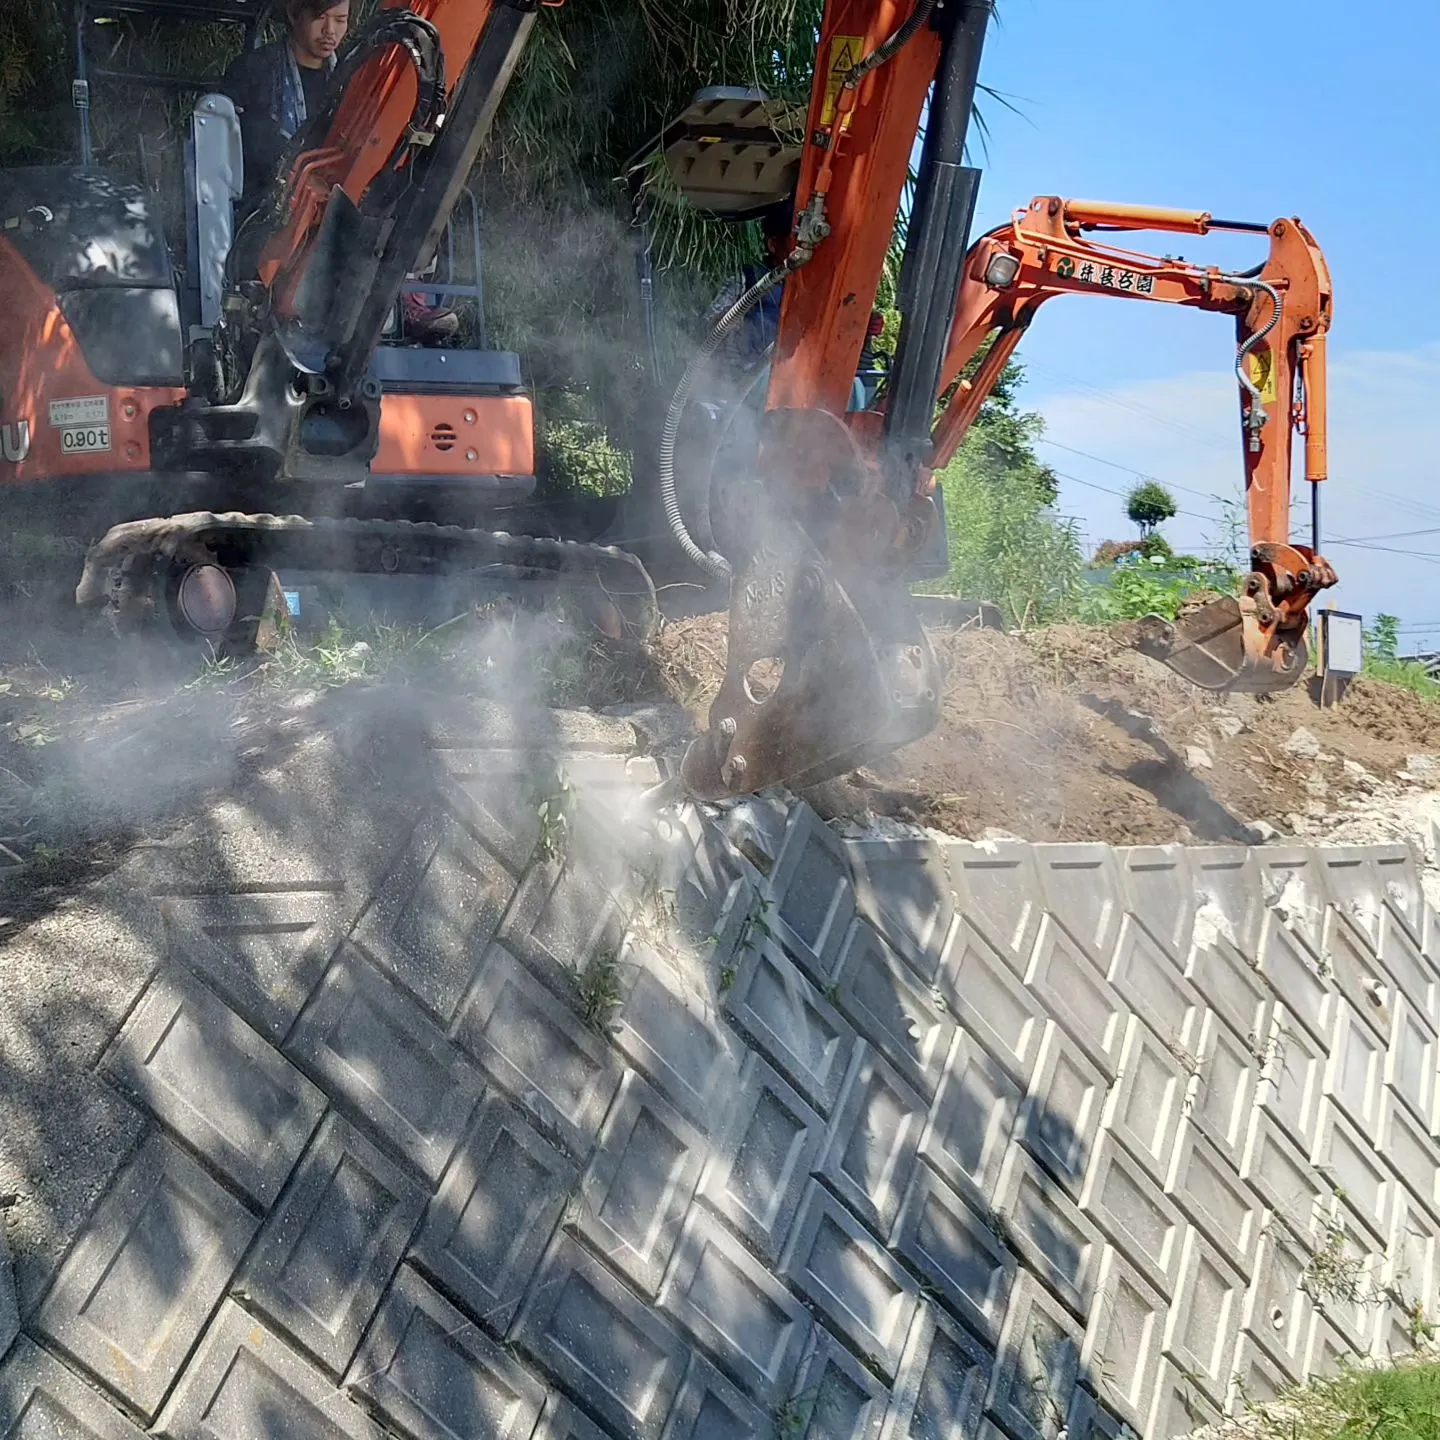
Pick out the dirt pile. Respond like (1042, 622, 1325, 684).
(653, 614, 1440, 855)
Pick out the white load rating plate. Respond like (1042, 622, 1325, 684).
(60, 424, 111, 454)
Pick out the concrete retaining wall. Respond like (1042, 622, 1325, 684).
(0, 699, 1435, 1440)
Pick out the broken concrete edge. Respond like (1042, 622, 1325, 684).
(0, 1214, 17, 1362)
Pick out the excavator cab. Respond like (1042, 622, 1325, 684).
(3, 0, 544, 636)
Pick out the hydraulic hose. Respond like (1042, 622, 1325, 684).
(658, 262, 795, 578)
(658, 0, 937, 578)
(846, 0, 938, 86)
(1227, 275, 1282, 451)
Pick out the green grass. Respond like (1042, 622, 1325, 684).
(1364, 656, 1440, 701)
(1240, 1361, 1440, 1440)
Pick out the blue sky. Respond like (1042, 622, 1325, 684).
(965, 0, 1440, 651)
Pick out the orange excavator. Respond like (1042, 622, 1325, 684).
(0, 0, 1336, 800)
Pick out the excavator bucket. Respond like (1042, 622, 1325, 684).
(1121, 596, 1309, 695)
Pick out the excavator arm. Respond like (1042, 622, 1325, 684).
(680, 0, 990, 799)
(159, 0, 540, 483)
(678, 3, 1336, 798)
(932, 196, 1337, 690)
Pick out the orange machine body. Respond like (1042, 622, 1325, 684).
(0, 234, 184, 491)
(0, 229, 534, 506)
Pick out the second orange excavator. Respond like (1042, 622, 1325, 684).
(930, 195, 1336, 694)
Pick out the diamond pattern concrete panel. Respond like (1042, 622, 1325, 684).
(34, 1132, 256, 1418)
(352, 806, 516, 1021)
(1079, 1132, 1184, 1294)
(1189, 1010, 1254, 1166)
(153, 1299, 385, 1438)
(1107, 918, 1202, 1052)
(166, 888, 350, 1041)
(881, 1303, 990, 1440)
(844, 835, 954, 985)
(0, 1335, 148, 1439)
(782, 1182, 917, 1381)
(579, 1071, 706, 1296)
(919, 1029, 1022, 1213)
(831, 921, 955, 1099)
(1255, 1003, 1326, 1156)
(289, 949, 483, 1182)
(1184, 935, 1268, 1055)
(1023, 918, 1123, 1079)
(663, 1209, 811, 1403)
(455, 943, 621, 1156)
(242, 1112, 426, 1374)
(1080, 1247, 1167, 1432)
(100, 966, 324, 1207)
(411, 1092, 576, 1335)
(1228, 1336, 1290, 1411)
(724, 940, 855, 1115)
(1031, 844, 1122, 972)
(1254, 848, 1329, 953)
(1380, 907, 1437, 1023)
(1020, 1024, 1108, 1200)
(1380, 1091, 1440, 1224)
(515, 1234, 688, 1440)
(1187, 847, 1265, 961)
(891, 1164, 1016, 1341)
(818, 1045, 924, 1235)
(1163, 1229, 1245, 1404)
(1256, 917, 1334, 1046)
(1065, 1388, 1128, 1440)
(613, 962, 741, 1133)
(943, 840, 1042, 972)
(346, 1266, 546, 1440)
(1145, 1359, 1222, 1440)
(1304, 1313, 1358, 1379)
(938, 920, 1046, 1085)
(1117, 846, 1196, 967)
(985, 1272, 1083, 1440)
(499, 850, 625, 988)
(1311, 1101, 1391, 1243)
(659, 1351, 770, 1440)
(1388, 991, 1438, 1129)
(1164, 1123, 1258, 1274)
(533, 1393, 614, 1440)
(1098, 1015, 1183, 1187)
(1240, 1108, 1331, 1242)
(785, 1328, 886, 1440)
(433, 748, 544, 872)
(995, 1143, 1104, 1316)
(1324, 908, 1394, 1042)
(765, 808, 855, 983)
(699, 1052, 823, 1261)
(17, 768, 1439, 1440)
(1318, 847, 1403, 947)
(1385, 1184, 1438, 1316)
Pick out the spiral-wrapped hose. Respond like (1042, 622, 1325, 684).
(658, 261, 795, 578)
(658, 0, 939, 578)
(1227, 275, 1283, 451)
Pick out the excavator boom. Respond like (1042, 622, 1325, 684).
(931, 196, 1337, 691)
(679, 3, 1338, 799)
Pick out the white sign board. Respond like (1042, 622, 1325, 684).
(1322, 611, 1364, 677)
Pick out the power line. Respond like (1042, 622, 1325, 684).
(1035, 438, 1224, 501)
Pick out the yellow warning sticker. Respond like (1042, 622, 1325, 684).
(1246, 348, 1277, 406)
(820, 35, 864, 126)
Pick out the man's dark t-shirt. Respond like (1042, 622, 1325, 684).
(220, 42, 331, 209)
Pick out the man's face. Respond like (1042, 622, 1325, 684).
(293, 1, 349, 64)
